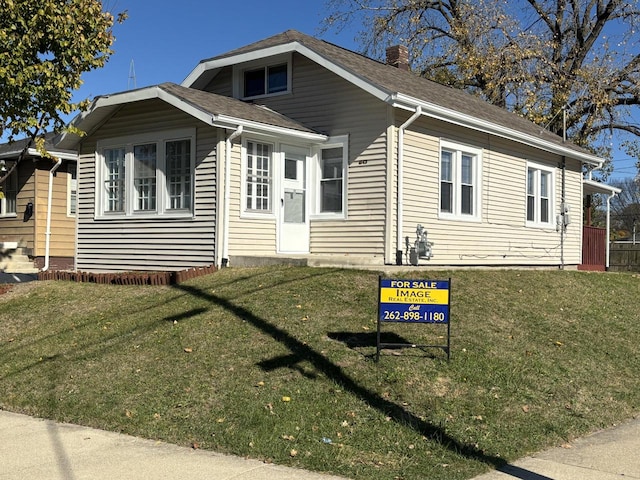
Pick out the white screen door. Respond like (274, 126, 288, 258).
(279, 146, 309, 253)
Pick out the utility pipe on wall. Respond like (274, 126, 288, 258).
(396, 106, 422, 265)
(221, 125, 243, 267)
(42, 157, 62, 272)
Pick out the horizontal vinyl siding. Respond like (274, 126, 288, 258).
(33, 164, 76, 258)
(0, 162, 35, 249)
(401, 118, 583, 266)
(75, 101, 218, 272)
(268, 54, 388, 257)
(227, 144, 277, 256)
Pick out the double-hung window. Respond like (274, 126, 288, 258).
(314, 136, 348, 218)
(526, 163, 554, 227)
(0, 166, 17, 217)
(97, 129, 195, 218)
(67, 162, 77, 216)
(439, 140, 482, 220)
(245, 141, 272, 212)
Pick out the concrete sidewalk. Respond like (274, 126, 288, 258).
(0, 410, 348, 480)
(472, 415, 640, 480)
(1, 409, 638, 480)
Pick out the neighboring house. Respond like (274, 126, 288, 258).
(56, 30, 616, 272)
(0, 133, 78, 271)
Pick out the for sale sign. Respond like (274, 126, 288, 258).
(376, 277, 451, 361)
(379, 279, 449, 323)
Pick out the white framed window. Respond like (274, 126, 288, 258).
(312, 135, 348, 219)
(0, 165, 17, 217)
(233, 54, 292, 100)
(526, 162, 555, 227)
(67, 162, 77, 217)
(96, 129, 195, 218)
(243, 140, 273, 213)
(439, 140, 482, 221)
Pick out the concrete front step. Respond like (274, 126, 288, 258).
(0, 247, 39, 274)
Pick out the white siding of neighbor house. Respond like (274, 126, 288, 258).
(207, 54, 391, 260)
(399, 115, 583, 266)
(75, 100, 218, 272)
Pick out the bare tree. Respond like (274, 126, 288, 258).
(323, 0, 640, 177)
(609, 178, 640, 238)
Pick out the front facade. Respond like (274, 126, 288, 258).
(58, 30, 607, 273)
(0, 137, 77, 271)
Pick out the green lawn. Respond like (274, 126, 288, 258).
(1, 267, 638, 480)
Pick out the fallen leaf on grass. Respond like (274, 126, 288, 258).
(282, 396, 291, 402)
(184, 347, 193, 353)
(290, 449, 298, 457)
(522, 405, 530, 413)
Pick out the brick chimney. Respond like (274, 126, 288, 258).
(386, 45, 409, 71)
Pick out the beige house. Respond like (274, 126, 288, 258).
(57, 30, 615, 272)
(0, 135, 77, 272)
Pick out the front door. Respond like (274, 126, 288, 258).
(279, 146, 309, 253)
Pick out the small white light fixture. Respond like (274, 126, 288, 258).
(0, 160, 6, 173)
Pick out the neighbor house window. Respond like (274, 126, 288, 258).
(314, 136, 348, 218)
(245, 141, 272, 212)
(67, 162, 77, 216)
(0, 166, 17, 216)
(439, 140, 482, 220)
(96, 129, 195, 218)
(526, 163, 554, 227)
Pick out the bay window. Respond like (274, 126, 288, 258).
(97, 129, 195, 218)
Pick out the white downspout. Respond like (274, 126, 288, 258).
(221, 125, 243, 267)
(397, 106, 422, 264)
(42, 157, 62, 272)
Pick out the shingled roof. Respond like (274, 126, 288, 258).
(57, 82, 325, 149)
(184, 30, 601, 166)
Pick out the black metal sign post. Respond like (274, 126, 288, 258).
(376, 276, 451, 362)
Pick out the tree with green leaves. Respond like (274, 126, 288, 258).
(0, 0, 126, 183)
(323, 0, 640, 178)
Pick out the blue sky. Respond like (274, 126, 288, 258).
(75, 1, 357, 101)
(12, 0, 639, 179)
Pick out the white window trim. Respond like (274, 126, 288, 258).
(438, 139, 482, 222)
(67, 162, 77, 217)
(0, 166, 18, 218)
(232, 53, 292, 100)
(311, 135, 348, 220)
(526, 161, 556, 229)
(240, 138, 276, 219)
(95, 128, 196, 220)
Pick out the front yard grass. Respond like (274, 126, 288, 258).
(0, 267, 638, 480)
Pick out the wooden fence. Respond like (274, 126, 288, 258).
(609, 243, 640, 272)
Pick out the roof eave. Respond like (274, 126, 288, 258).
(57, 86, 325, 149)
(182, 42, 392, 103)
(391, 93, 603, 167)
(583, 179, 622, 196)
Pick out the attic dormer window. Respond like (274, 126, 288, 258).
(244, 63, 288, 97)
(236, 58, 291, 98)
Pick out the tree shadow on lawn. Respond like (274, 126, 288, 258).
(174, 281, 527, 475)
